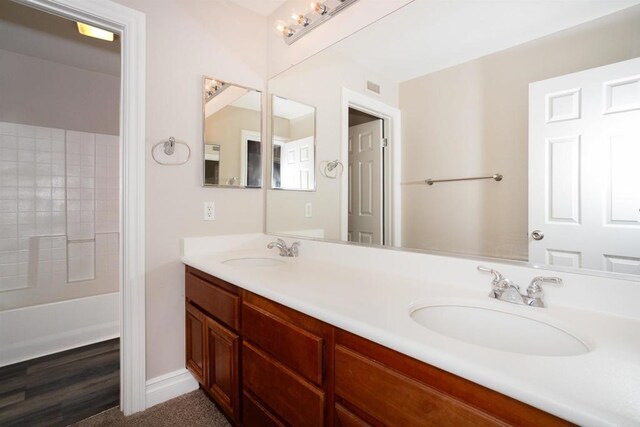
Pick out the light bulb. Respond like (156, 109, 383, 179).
(292, 13, 310, 26)
(276, 24, 294, 37)
(310, 1, 328, 15)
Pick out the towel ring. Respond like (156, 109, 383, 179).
(320, 160, 344, 179)
(152, 137, 191, 165)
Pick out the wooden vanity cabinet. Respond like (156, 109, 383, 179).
(185, 266, 572, 426)
(334, 329, 572, 427)
(185, 267, 241, 424)
(241, 291, 334, 427)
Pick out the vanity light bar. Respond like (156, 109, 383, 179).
(277, 0, 359, 45)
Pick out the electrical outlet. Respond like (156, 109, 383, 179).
(305, 202, 312, 218)
(204, 201, 215, 221)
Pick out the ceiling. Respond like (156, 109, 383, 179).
(330, 0, 640, 82)
(273, 97, 315, 120)
(226, 0, 287, 16)
(0, 1, 120, 76)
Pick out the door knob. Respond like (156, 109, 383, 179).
(531, 230, 544, 240)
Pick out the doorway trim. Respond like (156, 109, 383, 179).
(18, 0, 147, 415)
(341, 88, 402, 246)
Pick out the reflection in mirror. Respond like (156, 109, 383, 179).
(271, 95, 316, 191)
(266, 1, 640, 278)
(203, 77, 262, 187)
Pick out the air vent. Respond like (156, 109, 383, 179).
(365, 80, 381, 96)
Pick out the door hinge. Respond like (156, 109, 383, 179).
(382, 138, 388, 148)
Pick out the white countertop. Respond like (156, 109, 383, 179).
(182, 234, 640, 426)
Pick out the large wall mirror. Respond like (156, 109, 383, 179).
(203, 77, 262, 187)
(266, 1, 640, 278)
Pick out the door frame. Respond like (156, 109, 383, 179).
(18, 0, 147, 415)
(240, 130, 261, 187)
(341, 88, 402, 246)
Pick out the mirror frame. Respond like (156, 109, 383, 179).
(202, 75, 263, 189)
(269, 94, 318, 192)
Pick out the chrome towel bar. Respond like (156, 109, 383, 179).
(402, 173, 503, 186)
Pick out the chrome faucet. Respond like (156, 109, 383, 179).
(477, 266, 562, 308)
(267, 238, 300, 257)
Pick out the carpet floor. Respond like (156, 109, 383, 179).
(73, 390, 231, 427)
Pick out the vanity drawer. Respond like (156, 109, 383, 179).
(243, 341, 325, 427)
(243, 390, 286, 427)
(335, 344, 503, 427)
(185, 271, 239, 331)
(242, 301, 324, 385)
(335, 403, 372, 427)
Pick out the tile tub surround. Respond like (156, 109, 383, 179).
(0, 122, 119, 310)
(182, 233, 640, 426)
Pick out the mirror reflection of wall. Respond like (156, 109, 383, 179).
(266, 2, 640, 278)
(271, 95, 316, 191)
(203, 77, 262, 188)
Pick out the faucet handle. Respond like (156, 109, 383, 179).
(527, 276, 562, 298)
(478, 266, 512, 296)
(477, 266, 504, 284)
(289, 241, 300, 257)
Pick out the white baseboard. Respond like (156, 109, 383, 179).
(0, 292, 120, 367)
(145, 368, 199, 409)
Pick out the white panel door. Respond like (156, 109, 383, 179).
(280, 136, 315, 190)
(529, 57, 640, 274)
(348, 120, 383, 245)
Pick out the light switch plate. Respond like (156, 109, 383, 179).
(305, 202, 312, 218)
(204, 201, 215, 220)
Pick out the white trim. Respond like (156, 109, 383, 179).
(341, 88, 402, 247)
(145, 368, 199, 409)
(240, 129, 261, 187)
(19, 0, 147, 415)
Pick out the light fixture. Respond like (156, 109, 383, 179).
(311, 1, 328, 15)
(292, 13, 310, 27)
(204, 79, 226, 101)
(276, 0, 359, 45)
(276, 24, 294, 37)
(76, 22, 114, 41)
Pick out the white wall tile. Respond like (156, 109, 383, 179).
(0, 122, 18, 136)
(1, 123, 119, 301)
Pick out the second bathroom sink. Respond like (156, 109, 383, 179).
(410, 302, 589, 357)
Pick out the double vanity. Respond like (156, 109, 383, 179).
(182, 234, 640, 426)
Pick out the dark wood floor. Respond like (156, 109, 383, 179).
(0, 339, 120, 427)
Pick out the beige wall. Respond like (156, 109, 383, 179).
(0, 49, 120, 135)
(114, 0, 266, 380)
(205, 106, 260, 184)
(399, 7, 640, 260)
(288, 113, 315, 141)
(267, 49, 398, 239)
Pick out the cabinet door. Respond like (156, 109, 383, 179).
(185, 302, 206, 384)
(206, 316, 240, 422)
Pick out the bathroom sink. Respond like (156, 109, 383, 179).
(222, 257, 285, 267)
(410, 303, 589, 356)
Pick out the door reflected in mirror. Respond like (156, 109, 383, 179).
(203, 77, 262, 188)
(271, 95, 316, 191)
